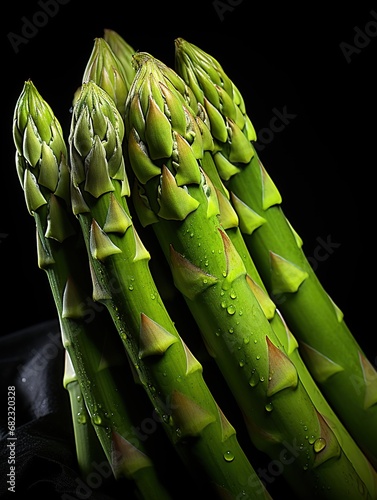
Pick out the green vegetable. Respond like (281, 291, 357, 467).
(12, 79, 175, 500)
(174, 37, 377, 471)
(68, 78, 270, 499)
(125, 51, 373, 499)
(200, 149, 377, 498)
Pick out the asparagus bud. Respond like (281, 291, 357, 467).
(103, 29, 136, 92)
(82, 37, 130, 119)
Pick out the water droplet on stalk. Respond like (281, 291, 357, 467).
(227, 305, 236, 315)
(77, 413, 87, 424)
(313, 437, 326, 453)
(223, 450, 234, 462)
(249, 370, 259, 387)
(265, 402, 273, 412)
(92, 413, 102, 425)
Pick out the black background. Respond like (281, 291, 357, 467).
(1, 1, 375, 355)
(0, 1, 376, 497)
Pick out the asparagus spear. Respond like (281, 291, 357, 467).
(68, 78, 271, 499)
(201, 148, 377, 498)
(124, 51, 374, 499)
(12, 79, 176, 500)
(173, 37, 377, 470)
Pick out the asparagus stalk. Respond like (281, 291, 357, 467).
(63, 350, 108, 479)
(68, 78, 271, 499)
(124, 51, 374, 499)
(12, 79, 176, 500)
(202, 148, 377, 498)
(174, 37, 377, 469)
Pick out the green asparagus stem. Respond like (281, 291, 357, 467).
(174, 37, 377, 469)
(12, 80, 176, 500)
(200, 149, 377, 498)
(63, 351, 108, 479)
(68, 78, 271, 499)
(124, 51, 374, 499)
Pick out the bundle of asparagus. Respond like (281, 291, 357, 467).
(11, 28, 377, 499)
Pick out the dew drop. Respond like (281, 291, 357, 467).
(243, 337, 250, 344)
(223, 450, 234, 462)
(313, 437, 326, 453)
(128, 284, 134, 291)
(249, 370, 259, 387)
(308, 435, 316, 444)
(230, 290, 237, 299)
(92, 413, 102, 425)
(228, 327, 234, 334)
(303, 464, 308, 471)
(77, 413, 87, 424)
(220, 290, 225, 296)
(227, 304, 236, 315)
(239, 359, 245, 367)
(222, 271, 227, 277)
(256, 355, 260, 360)
(265, 402, 273, 412)
(76, 395, 81, 402)
(259, 376, 265, 382)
